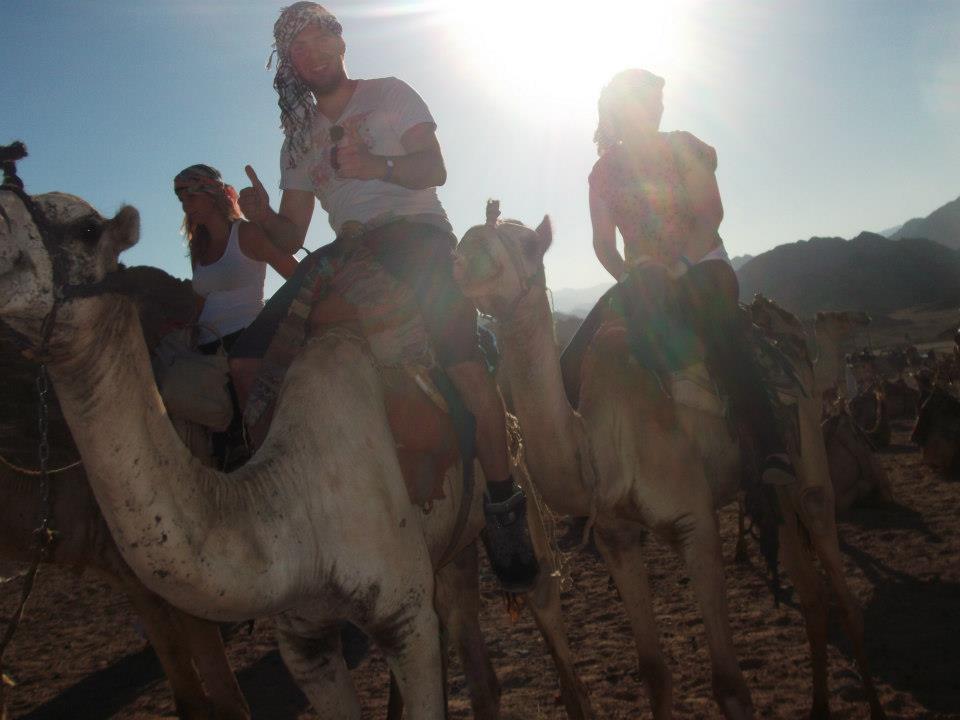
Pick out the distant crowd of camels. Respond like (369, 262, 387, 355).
(9, 144, 952, 719)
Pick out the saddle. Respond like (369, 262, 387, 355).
(246, 242, 473, 508)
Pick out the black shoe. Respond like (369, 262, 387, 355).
(481, 487, 540, 593)
(761, 454, 797, 486)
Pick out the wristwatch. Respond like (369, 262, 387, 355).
(383, 158, 395, 183)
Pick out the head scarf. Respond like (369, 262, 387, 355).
(173, 164, 241, 215)
(270, 2, 343, 164)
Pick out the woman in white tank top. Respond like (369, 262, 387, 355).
(174, 164, 298, 353)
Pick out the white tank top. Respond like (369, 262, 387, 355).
(193, 222, 266, 344)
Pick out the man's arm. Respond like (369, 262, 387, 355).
(590, 185, 626, 282)
(238, 165, 314, 254)
(335, 122, 446, 190)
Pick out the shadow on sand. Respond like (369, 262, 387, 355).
(19, 647, 307, 720)
(834, 538, 960, 715)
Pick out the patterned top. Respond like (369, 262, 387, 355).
(589, 131, 725, 267)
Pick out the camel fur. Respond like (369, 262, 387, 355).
(0, 181, 590, 719)
(453, 211, 887, 720)
(0, 456, 250, 720)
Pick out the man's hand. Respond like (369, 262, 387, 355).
(238, 165, 274, 224)
(336, 140, 388, 181)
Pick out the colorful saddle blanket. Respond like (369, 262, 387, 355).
(245, 242, 475, 508)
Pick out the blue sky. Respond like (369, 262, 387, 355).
(3, 0, 958, 296)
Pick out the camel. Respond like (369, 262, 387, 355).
(0, 158, 589, 719)
(820, 406, 894, 512)
(0, 456, 250, 720)
(0, 273, 248, 720)
(812, 311, 870, 400)
(452, 208, 887, 720)
(848, 386, 892, 448)
(912, 386, 960, 471)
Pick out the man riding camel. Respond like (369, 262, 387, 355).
(230, 1, 539, 592)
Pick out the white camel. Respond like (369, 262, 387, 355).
(0, 163, 590, 718)
(452, 208, 887, 720)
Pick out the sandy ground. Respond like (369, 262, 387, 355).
(2, 421, 960, 719)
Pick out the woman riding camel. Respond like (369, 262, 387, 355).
(174, 164, 299, 464)
(563, 69, 798, 489)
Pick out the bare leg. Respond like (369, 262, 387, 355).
(445, 360, 509, 483)
(595, 519, 672, 720)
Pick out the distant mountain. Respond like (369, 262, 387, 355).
(889, 195, 960, 249)
(730, 254, 754, 271)
(737, 232, 960, 318)
(880, 223, 903, 238)
(551, 282, 613, 317)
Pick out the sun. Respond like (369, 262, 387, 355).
(439, 0, 695, 108)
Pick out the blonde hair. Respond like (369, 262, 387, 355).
(174, 164, 244, 266)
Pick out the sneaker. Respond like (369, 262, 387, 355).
(761, 454, 797, 486)
(481, 487, 540, 594)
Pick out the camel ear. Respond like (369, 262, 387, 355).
(104, 205, 140, 255)
(533, 215, 553, 255)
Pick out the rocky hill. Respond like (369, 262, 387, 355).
(737, 232, 960, 318)
(889, 195, 960, 249)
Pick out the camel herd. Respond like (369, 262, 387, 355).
(3, 152, 953, 719)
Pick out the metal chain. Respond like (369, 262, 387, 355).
(35, 365, 53, 552)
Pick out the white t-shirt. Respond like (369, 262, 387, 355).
(280, 77, 449, 235)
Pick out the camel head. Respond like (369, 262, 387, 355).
(453, 200, 552, 320)
(815, 310, 871, 336)
(0, 145, 139, 352)
(748, 294, 806, 341)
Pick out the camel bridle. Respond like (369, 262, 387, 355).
(484, 225, 547, 324)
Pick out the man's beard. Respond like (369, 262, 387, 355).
(309, 62, 348, 97)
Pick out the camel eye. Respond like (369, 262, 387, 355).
(77, 220, 102, 243)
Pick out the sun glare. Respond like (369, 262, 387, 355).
(440, 0, 694, 108)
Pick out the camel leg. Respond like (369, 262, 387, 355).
(733, 495, 749, 564)
(122, 586, 214, 720)
(667, 505, 754, 720)
(173, 610, 251, 720)
(276, 625, 361, 720)
(377, 601, 445, 720)
(776, 506, 829, 719)
(594, 519, 672, 720)
(523, 498, 594, 720)
(435, 540, 500, 720)
(798, 488, 887, 720)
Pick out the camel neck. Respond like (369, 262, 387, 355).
(812, 325, 843, 395)
(46, 296, 279, 618)
(498, 291, 591, 515)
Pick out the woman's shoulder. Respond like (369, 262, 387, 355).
(666, 131, 717, 171)
(588, 147, 624, 192)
